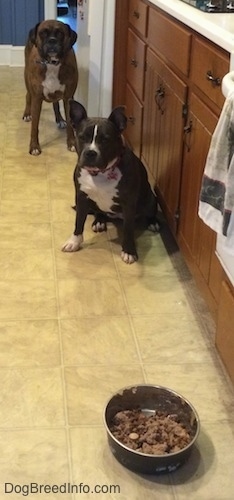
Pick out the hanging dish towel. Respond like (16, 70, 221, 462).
(198, 90, 234, 255)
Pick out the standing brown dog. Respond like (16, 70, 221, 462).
(23, 20, 78, 155)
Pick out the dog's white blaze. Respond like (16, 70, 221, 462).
(89, 125, 98, 152)
(42, 64, 65, 99)
(79, 166, 122, 212)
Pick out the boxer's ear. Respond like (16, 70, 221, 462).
(108, 106, 127, 132)
(69, 100, 87, 129)
(28, 23, 40, 46)
(65, 24, 77, 48)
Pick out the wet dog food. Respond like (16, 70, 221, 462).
(110, 409, 192, 455)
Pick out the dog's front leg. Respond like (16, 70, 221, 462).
(29, 97, 43, 155)
(121, 204, 138, 264)
(63, 98, 76, 152)
(62, 191, 89, 252)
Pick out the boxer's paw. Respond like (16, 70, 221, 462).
(62, 234, 83, 252)
(23, 114, 32, 122)
(121, 251, 138, 264)
(29, 144, 41, 156)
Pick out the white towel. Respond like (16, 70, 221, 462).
(198, 90, 234, 255)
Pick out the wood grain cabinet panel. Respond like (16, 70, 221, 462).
(191, 37, 229, 109)
(127, 28, 146, 101)
(128, 0, 148, 36)
(142, 48, 187, 235)
(148, 7, 192, 76)
(125, 83, 143, 158)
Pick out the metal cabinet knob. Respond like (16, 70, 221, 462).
(206, 70, 221, 86)
(133, 10, 140, 18)
(130, 58, 138, 68)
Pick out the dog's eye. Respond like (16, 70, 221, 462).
(98, 134, 110, 143)
(78, 132, 90, 142)
(40, 29, 49, 39)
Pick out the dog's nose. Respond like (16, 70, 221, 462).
(84, 149, 98, 160)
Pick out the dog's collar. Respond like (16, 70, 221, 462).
(36, 59, 60, 66)
(83, 157, 121, 177)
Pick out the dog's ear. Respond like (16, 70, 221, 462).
(28, 23, 40, 46)
(108, 106, 127, 133)
(69, 100, 87, 129)
(65, 24, 77, 48)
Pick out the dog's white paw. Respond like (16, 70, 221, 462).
(62, 234, 83, 252)
(57, 119, 67, 129)
(30, 149, 41, 156)
(68, 145, 76, 152)
(148, 222, 160, 233)
(121, 251, 137, 264)
(23, 115, 32, 122)
(92, 222, 106, 233)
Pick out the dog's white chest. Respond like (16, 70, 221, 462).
(79, 167, 122, 212)
(42, 64, 65, 99)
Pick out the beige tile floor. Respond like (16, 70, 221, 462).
(0, 66, 234, 499)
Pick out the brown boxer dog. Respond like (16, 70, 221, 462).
(22, 20, 78, 155)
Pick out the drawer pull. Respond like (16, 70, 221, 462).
(155, 86, 165, 114)
(130, 58, 138, 68)
(128, 116, 136, 125)
(183, 120, 192, 152)
(206, 70, 221, 87)
(133, 10, 140, 19)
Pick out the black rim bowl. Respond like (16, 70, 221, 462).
(103, 384, 200, 475)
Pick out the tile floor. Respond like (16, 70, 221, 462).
(0, 66, 234, 499)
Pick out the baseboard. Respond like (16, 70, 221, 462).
(0, 45, 24, 66)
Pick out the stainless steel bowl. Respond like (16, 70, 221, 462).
(103, 384, 200, 474)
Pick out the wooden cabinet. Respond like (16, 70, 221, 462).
(124, 2, 148, 157)
(142, 48, 188, 235)
(113, 0, 234, 382)
(216, 281, 234, 384)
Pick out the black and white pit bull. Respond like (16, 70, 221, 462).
(62, 100, 160, 264)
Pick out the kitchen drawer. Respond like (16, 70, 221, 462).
(148, 8, 191, 76)
(191, 37, 229, 109)
(128, 0, 148, 37)
(125, 83, 143, 158)
(127, 28, 146, 101)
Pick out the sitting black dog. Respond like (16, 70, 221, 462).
(62, 100, 159, 264)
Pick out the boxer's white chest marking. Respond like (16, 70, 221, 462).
(42, 64, 65, 100)
(79, 166, 122, 213)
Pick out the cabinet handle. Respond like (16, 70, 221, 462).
(128, 116, 135, 125)
(133, 10, 140, 18)
(130, 58, 138, 68)
(155, 86, 165, 114)
(206, 70, 221, 87)
(183, 120, 192, 152)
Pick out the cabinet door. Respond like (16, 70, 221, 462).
(142, 48, 188, 235)
(125, 84, 143, 158)
(178, 92, 217, 283)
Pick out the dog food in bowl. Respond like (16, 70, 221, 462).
(104, 385, 200, 474)
(109, 408, 193, 455)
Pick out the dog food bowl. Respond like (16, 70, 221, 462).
(103, 384, 200, 474)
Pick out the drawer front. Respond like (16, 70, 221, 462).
(127, 28, 146, 101)
(125, 84, 143, 158)
(191, 37, 229, 108)
(128, 0, 148, 37)
(148, 8, 192, 76)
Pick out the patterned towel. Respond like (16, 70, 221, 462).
(199, 90, 234, 254)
